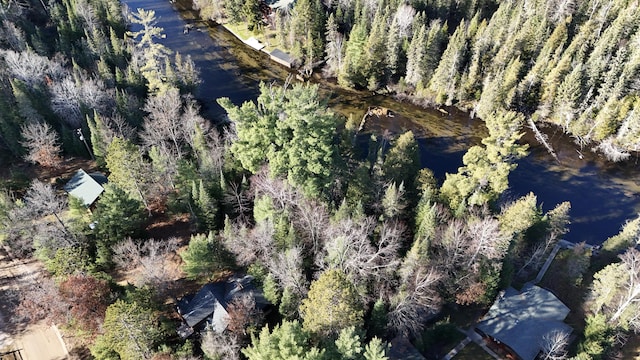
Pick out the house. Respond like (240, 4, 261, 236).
(63, 169, 107, 206)
(475, 284, 572, 360)
(269, 48, 295, 68)
(176, 275, 268, 338)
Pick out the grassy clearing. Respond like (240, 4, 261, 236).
(222, 22, 282, 53)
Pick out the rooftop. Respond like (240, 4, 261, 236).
(63, 169, 107, 206)
(476, 284, 572, 360)
(176, 275, 268, 336)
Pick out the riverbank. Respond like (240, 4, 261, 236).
(145, 0, 640, 245)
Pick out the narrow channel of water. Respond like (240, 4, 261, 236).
(123, 0, 640, 245)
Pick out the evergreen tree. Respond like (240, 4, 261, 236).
(338, 19, 368, 88)
(441, 110, 528, 210)
(429, 20, 468, 105)
(105, 137, 150, 206)
(221, 83, 337, 198)
(127, 8, 172, 94)
(93, 184, 145, 265)
(381, 131, 420, 192)
(92, 299, 164, 360)
(300, 269, 364, 337)
(385, 17, 401, 80)
(363, 338, 388, 360)
(181, 232, 233, 280)
(87, 111, 108, 166)
(365, 6, 389, 90)
(242, 321, 325, 360)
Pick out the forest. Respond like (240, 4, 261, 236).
(0, 0, 640, 358)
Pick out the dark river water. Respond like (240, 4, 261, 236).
(123, 0, 640, 245)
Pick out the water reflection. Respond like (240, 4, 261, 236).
(121, 0, 640, 244)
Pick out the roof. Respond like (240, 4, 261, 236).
(270, 48, 294, 66)
(63, 169, 106, 206)
(177, 282, 226, 328)
(476, 284, 572, 360)
(176, 275, 268, 334)
(268, 0, 295, 9)
(388, 336, 425, 360)
(245, 37, 265, 51)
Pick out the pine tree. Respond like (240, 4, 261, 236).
(429, 20, 468, 104)
(365, 6, 389, 90)
(181, 232, 233, 280)
(441, 110, 528, 209)
(87, 111, 108, 166)
(385, 17, 401, 80)
(339, 19, 368, 88)
(300, 269, 363, 337)
(242, 321, 325, 360)
(127, 8, 173, 94)
(105, 137, 150, 206)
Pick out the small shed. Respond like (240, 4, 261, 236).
(176, 275, 269, 338)
(270, 48, 295, 68)
(63, 169, 107, 206)
(475, 284, 572, 360)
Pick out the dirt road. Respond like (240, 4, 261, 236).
(0, 249, 68, 360)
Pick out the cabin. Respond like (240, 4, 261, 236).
(270, 48, 295, 68)
(176, 275, 269, 338)
(475, 284, 572, 360)
(63, 169, 107, 207)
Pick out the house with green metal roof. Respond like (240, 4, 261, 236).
(63, 169, 107, 206)
(475, 284, 572, 360)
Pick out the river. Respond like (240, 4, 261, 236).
(124, 0, 640, 245)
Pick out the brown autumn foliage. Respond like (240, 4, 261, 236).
(18, 274, 111, 332)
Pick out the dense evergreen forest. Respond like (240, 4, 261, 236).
(1, 0, 640, 359)
(198, 0, 640, 161)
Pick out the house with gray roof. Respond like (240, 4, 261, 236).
(176, 275, 269, 338)
(63, 169, 107, 206)
(475, 284, 572, 360)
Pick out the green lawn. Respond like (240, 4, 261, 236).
(223, 22, 282, 53)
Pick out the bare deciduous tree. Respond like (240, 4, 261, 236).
(322, 216, 403, 290)
(50, 75, 112, 127)
(22, 181, 75, 244)
(201, 330, 241, 360)
(540, 330, 570, 360)
(223, 177, 253, 220)
(226, 294, 264, 337)
(112, 237, 180, 292)
(293, 197, 329, 254)
(1, 49, 65, 88)
(223, 219, 275, 266)
(431, 213, 510, 305)
(21, 122, 62, 168)
(141, 87, 184, 158)
(16, 276, 67, 324)
(268, 246, 308, 297)
(393, 4, 416, 38)
(388, 266, 442, 336)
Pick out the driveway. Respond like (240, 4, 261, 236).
(0, 249, 68, 359)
